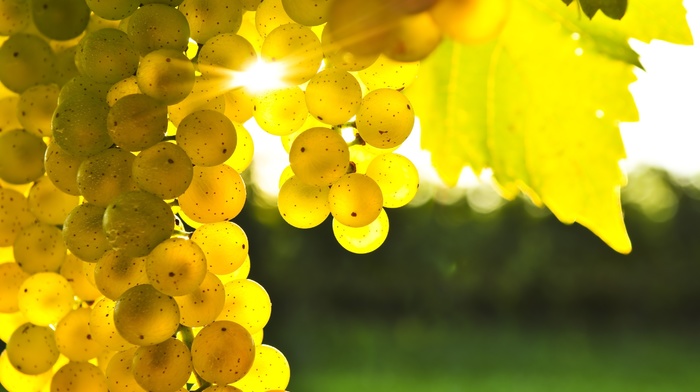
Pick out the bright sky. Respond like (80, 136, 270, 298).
(248, 3, 700, 198)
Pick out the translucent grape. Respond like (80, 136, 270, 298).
(365, 153, 418, 207)
(177, 109, 237, 166)
(333, 207, 389, 254)
(0, 0, 30, 36)
(0, 262, 29, 313)
(105, 347, 146, 392)
(0, 188, 35, 247)
(0, 312, 28, 344)
(106, 76, 139, 106)
(0, 33, 56, 93)
(190, 320, 255, 384)
(0, 351, 51, 392)
(6, 323, 59, 375)
(52, 95, 112, 158)
(197, 33, 257, 79)
(219, 279, 271, 334)
(57, 75, 111, 103)
(59, 253, 102, 301)
(178, 164, 246, 224)
(328, 173, 383, 227)
(278, 165, 295, 188)
(356, 88, 415, 149)
(54, 46, 80, 87)
(89, 297, 134, 351)
(358, 54, 420, 90)
(0, 95, 21, 134)
(76, 147, 138, 207)
(30, 0, 90, 41)
(289, 127, 349, 187)
(0, 128, 46, 184)
(277, 175, 330, 229)
(27, 176, 79, 226)
(238, 9, 264, 50)
(75, 28, 139, 84)
(384, 11, 442, 62)
(168, 76, 227, 127)
(146, 237, 207, 296)
(14, 222, 66, 274)
(50, 361, 109, 392)
(175, 271, 226, 327)
(107, 93, 168, 152)
(132, 142, 194, 199)
(44, 141, 82, 196)
(180, 0, 243, 43)
(17, 83, 59, 137)
(127, 3, 190, 55)
(113, 284, 181, 345)
(225, 121, 254, 173)
(85, 0, 139, 20)
(132, 338, 192, 392)
(233, 345, 290, 392)
(191, 221, 248, 275)
(260, 23, 323, 85)
(103, 191, 174, 257)
(281, 0, 330, 26)
(93, 249, 149, 300)
(305, 69, 362, 125)
(17, 272, 73, 326)
(255, 0, 294, 37)
(219, 254, 251, 284)
(54, 308, 103, 362)
(137, 49, 196, 105)
(62, 203, 112, 262)
(241, 0, 261, 11)
(224, 87, 255, 124)
(253, 86, 308, 136)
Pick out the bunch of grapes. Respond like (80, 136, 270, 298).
(0, 0, 512, 391)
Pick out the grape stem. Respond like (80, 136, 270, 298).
(178, 325, 211, 391)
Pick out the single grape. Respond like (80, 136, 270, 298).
(145, 237, 207, 296)
(253, 86, 308, 136)
(127, 3, 190, 55)
(103, 191, 174, 257)
(44, 141, 83, 196)
(0, 350, 52, 392)
(168, 76, 227, 127)
(224, 87, 255, 124)
(197, 33, 257, 80)
(190, 320, 256, 384)
(289, 127, 349, 187)
(17, 272, 74, 326)
(85, 0, 139, 20)
(218, 279, 271, 334)
(30, 0, 90, 41)
(0, 128, 46, 185)
(281, 0, 330, 26)
(179, 0, 243, 43)
(358, 54, 420, 90)
(255, 0, 294, 37)
(132, 338, 192, 392)
(132, 142, 194, 199)
(356, 88, 415, 149)
(113, 284, 181, 346)
(277, 176, 330, 229)
(175, 271, 226, 327)
(28, 176, 79, 225)
(191, 221, 248, 275)
(328, 173, 383, 227)
(233, 345, 290, 392)
(107, 94, 168, 152)
(52, 95, 112, 158)
(6, 323, 59, 375)
(305, 69, 362, 125)
(17, 83, 59, 137)
(218, 254, 251, 284)
(0, 0, 31, 36)
(50, 361, 109, 392)
(62, 203, 112, 262)
(0, 33, 56, 93)
(384, 11, 442, 62)
(54, 308, 103, 362)
(14, 222, 66, 274)
(333, 207, 389, 254)
(0, 188, 35, 247)
(137, 49, 196, 105)
(76, 147, 138, 208)
(260, 23, 323, 85)
(75, 28, 140, 84)
(365, 153, 420, 208)
(178, 164, 246, 224)
(57, 75, 112, 103)
(106, 76, 139, 106)
(93, 249, 149, 300)
(89, 297, 135, 351)
(105, 347, 147, 392)
(176, 109, 237, 166)
(224, 121, 254, 173)
(0, 262, 29, 313)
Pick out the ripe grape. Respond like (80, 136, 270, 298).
(113, 284, 181, 345)
(0, 0, 30, 36)
(106, 76, 140, 106)
(333, 208, 389, 254)
(255, 0, 294, 37)
(358, 54, 420, 90)
(365, 153, 420, 208)
(168, 76, 227, 127)
(384, 11, 442, 62)
(132, 338, 192, 392)
(179, 0, 243, 44)
(219, 279, 272, 334)
(132, 141, 194, 199)
(356, 88, 415, 149)
(17, 83, 59, 137)
(225, 121, 254, 173)
(0, 95, 21, 134)
(253, 86, 308, 136)
(0, 128, 46, 185)
(17, 272, 74, 326)
(52, 95, 112, 158)
(0, 188, 34, 247)
(190, 320, 256, 384)
(14, 222, 66, 274)
(197, 33, 257, 80)
(0, 262, 29, 313)
(89, 297, 135, 351)
(175, 271, 226, 327)
(178, 164, 246, 224)
(233, 344, 290, 392)
(127, 3, 190, 55)
(281, 0, 330, 26)
(261, 23, 323, 85)
(146, 237, 207, 296)
(137, 49, 196, 105)
(93, 249, 149, 300)
(107, 93, 168, 152)
(50, 361, 109, 392)
(54, 308, 103, 362)
(6, 323, 59, 375)
(105, 347, 147, 392)
(62, 203, 112, 262)
(328, 173, 383, 227)
(44, 141, 82, 196)
(85, 0, 139, 20)
(30, 0, 90, 41)
(0, 33, 56, 93)
(277, 175, 330, 229)
(289, 127, 349, 186)
(27, 176, 79, 226)
(76, 147, 138, 207)
(305, 69, 362, 125)
(191, 221, 249, 274)
(0, 350, 51, 392)
(75, 28, 140, 84)
(176, 109, 238, 166)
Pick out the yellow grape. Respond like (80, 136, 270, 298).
(333, 208, 389, 254)
(62, 203, 111, 262)
(218, 254, 251, 284)
(50, 361, 109, 392)
(280, 115, 325, 153)
(233, 345, 290, 392)
(180, 0, 242, 44)
(356, 88, 415, 149)
(0, 33, 55, 93)
(113, 284, 180, 345)
(328, 173, 383, 227)
(137, 49, 195, 105)
(59, 253, 102, 302)
(106, 76, 139, 106)
(348, 142, 392, 174)
(75, 28, 140, 84)
(132, 142, 194, 200)
(89, 297, 135, 352)
(219, 279, 271, 334)
(76, 147, 138, 208)
(30, 0, 90, 41)
(278, 165, 295, 188)
(238, 8, 264, 50)
(54, 308, 103, 362)
(191, 320, 255, 385)
(14, 222, 66, 274)
(44, 141, 83, 196)
(277, 175, 330, 229)
(107, 94, 169, 152)
(0, 128, 46, 185)
(175, 271, 225, 327)
(0, 262, 29, 313)
(0, 96, 22, 135)
(0, 351, 51, 392)
(365, 153, 419, 208)
(225, 121, 254, 173)
(93, 249, 149, 300)
(178, 164, 246, 224)
(281, 0, 330, 26)
(146, 237, 207, 296)
(132, 338, 192, 392)
(27, 176, 80, 226)
(17, 83, 59, 137)
(384, 11, 442, 62)
(6, 323, 59, 375)
(289, 127, 349, 187)
(0, 0, 31, 36)
(224, 87, 255, 124)
(430, 0, 511, 44)
(198, 33, 257, 79)
(85, 0, 139, 20)
(260, 23, 323, 85)
(255, 0, 294, 37)
(191, 221, 248, 275)
(358, 54, 420, 90)
(253, 86, 308, 136)
(126, 3, 190, 55)
(0, 188, 35, 247)
(168, 76, 227, 127)
(105, 347, 146, 392)
(0, 312, 28, 344)
(304, 69, 362, 126)
(17, 272, 74, 326)
(176, 109, 238, 166)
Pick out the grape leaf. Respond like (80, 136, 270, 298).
(561, 0, 628, 20)
(409, 0, 693, 254)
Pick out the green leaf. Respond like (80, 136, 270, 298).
(409, 0, 693, 253)
(562, 0, 629, 20)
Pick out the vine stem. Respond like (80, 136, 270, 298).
(178, 325, 210, 391)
